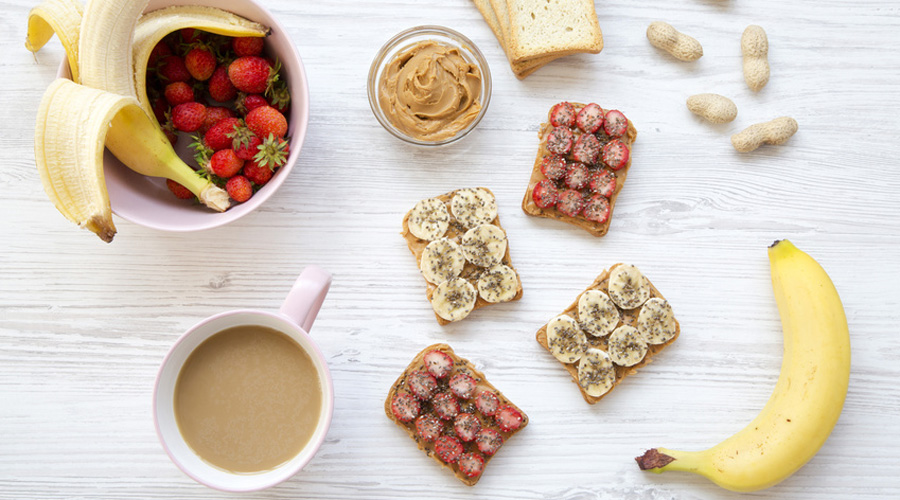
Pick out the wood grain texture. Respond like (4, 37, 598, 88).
(2, 0, 899, 499)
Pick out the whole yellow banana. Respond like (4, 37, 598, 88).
(636, 239, 850, 492)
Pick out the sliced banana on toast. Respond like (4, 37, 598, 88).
(408, 198, 450, 241)
(431, 278, 477, 322)
(461, 224, 507, 267)
(451, 187, 498, 229)
(546, 314, 586, 364)
(607, 325, 648, 367)
(477, 264, 519, 303)
(578, 348, 616, 397)
(577, 290, 620, 337)
(637, 297, 677, 344)
(607, 265, 651, 309)
(420, 238, 465, 284)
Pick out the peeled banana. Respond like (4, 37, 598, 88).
(26, 0, 83, 83)
(636, 240, 850, 492)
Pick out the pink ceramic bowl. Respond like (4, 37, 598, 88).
(59, 0, 309, 232)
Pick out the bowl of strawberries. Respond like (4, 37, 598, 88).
(60, 0, 308, 232)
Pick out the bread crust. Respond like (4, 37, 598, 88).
(384, 343, 529, 486)
(522, 102, 638, 237)
(401, 187, 523, 325)
(535, 264, 680, 404)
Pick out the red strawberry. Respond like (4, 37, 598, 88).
(457, 452, 485, 478)
(164, 81, 194, 106)
(151, 97, 169, 123)
(564, 162, 590, 190)
(237, 93, 269, 115)
(268, 83, 291, 114)
(243, 159, 274, 186)
(172, 102, 207, 132)
(434, 435, 463, 464)
(432, 391, 460, 421)
(557, 189, 584, 217)
(583, 194, 611, 224)
(204, 117, 241, 151)
(540, 155, 566, 180)
(475, 428, 503, 456)
(453, 413, 481, 442)
(245, 105, 287, 139)
(390, 392, 420, 423)
(475, 391, 500, 416)
(233, 133, 262, 161)
(603, 109, 628, 137)
(226, 175, 253, 202)
(166, 179, 194, 199)
(589, 170, 617, 198)
(576, 103, 605, 133)
(546, 126, 574, 155)
(200, 107, 236, 134)
(185, 46, 216, 81)
(148, 41, 173, 68)
(208, 65, 237, 102)
(407, 370, 438, 400)
(532, 179, 559, 209)
(495, 405, 524, 432)
(180, 28, 205, 44)
(449, 373, 477, 400)
(209, 148, 244, 178)
(549, 101, 576, 127)
(158, 55, 191, 83)
(233, 36, 265, 57)
(602, 139, 630, 170)
(414, 414, 443, 442)
(423, 350, 453, 379)
(228, 56, 272, 94)
(571, 133, 602, 165)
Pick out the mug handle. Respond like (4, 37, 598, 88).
(279, 265, 332, 333)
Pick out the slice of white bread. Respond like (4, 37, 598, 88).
(472, 0, 563, 78)
(505, 0, 603, 63)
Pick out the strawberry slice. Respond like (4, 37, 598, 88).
(576, 103, 604, 133)
(602, 139, 630, 170)
(453, 413, 482, 442)
(603, 109, 628, 137)
(423, 350, 453, 379)
(540, 155, 567, 180)
(549, 101, 576, 127)
(532, 180, 559, 209)
(564, 162, 590, 190)
(449, 372, 477, 399)
(434, 435, 463, 463)
(557, 189, 585, 217)
(475, 390, 500, 416)
(589, 169, 617, 198)
(415, 414, 443, 442)
(475, 428, 504, 456)
(457, 452, 485, 478)
(432, 391, 460, 420)
(583, 194, 611, 224)
(407, 370, 438, 400)
(571, 133, 602, 165)
(495, 405, 524, 432)
(546, 126, 574, 155)
(390, 392, 420, 423)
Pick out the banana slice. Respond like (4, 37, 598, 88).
(607, 325, 649, 367)
(420, 238, 465, 284)
(546, 314, 586, 364)
(431, 278, 477, 322)
(407, 198, 450, 241)
(637, 297, 677, 345)
(461, 224, 507, 267)
(451, 188, 498, 229)
(476, 264, 519, 303)
(578, 290, 620, 337)
(607, 265, 651, 309)
(577, 348, 616, 398)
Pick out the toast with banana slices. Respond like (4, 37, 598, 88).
(402, 187, 523, 325)
(385, 343, 528, 485)
(535, 264, 680, 404)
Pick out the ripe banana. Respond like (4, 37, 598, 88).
(636, 240, 850, 492)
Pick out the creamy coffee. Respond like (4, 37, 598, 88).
(174, 325, 323, 473)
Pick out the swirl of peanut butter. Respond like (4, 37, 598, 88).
(378, 40, 483, 142)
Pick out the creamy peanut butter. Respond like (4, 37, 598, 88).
(378, 40, 483, 142)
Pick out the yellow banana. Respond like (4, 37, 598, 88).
(636, 239, 851, 492)
(25, 0, 83, 83)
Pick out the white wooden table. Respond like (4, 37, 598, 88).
(2, 0, 899, 498)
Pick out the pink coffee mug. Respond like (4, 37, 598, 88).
(153, 266, 333, 491)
